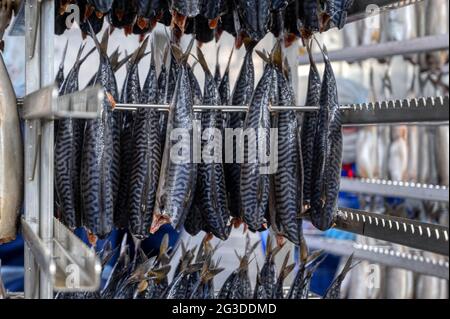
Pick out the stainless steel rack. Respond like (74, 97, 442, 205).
(7, 0, 449, 299)
(298, 34, 449, 65)
(340, 178, 449, 202)
(113, 95, 449, 126)
(306, 236, 449, 280)
(334, 208, 449, 256)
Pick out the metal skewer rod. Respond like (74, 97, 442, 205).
(112, 103, 354, 112)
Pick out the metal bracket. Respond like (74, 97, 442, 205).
(21, 218, 102, 292)
(20, 84, 104, 120)
(333, 208, 449, 256)
(341, 96, 449, 126)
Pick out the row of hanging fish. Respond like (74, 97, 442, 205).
(55, 27, 344, 247)
(0, 51, 23, 245)
(55, 0, 354, 45)
(56, 234, 357, 299)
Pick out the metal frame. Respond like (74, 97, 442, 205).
(306, 236, 449, 280)
(333, 208, 449, 256)
(340, 178, 449, 202)
(15, 0, 448, 298)
(22, 0, 102, 299)
(298, 34, 450, 65)
(112, 95, 449, 126)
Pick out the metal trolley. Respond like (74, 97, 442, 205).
(9, 0, 449, 298)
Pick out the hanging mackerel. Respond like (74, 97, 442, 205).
(309, 45, 343, 231)
(225, 42, 255, 221)
(128, 41, 162, 239)
(240, 50, 275, 232)
(115, 38, 149, 230)
(56, 43, 95, 230)
(301, 42, 321, 207)
(272, 48, 304, 246)
(151, 40, 197, 234)
(81, 28, 121, 241)
(194, 47, 232, 241)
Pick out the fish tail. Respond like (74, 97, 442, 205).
(130, 36, 150, 66)
(60, 39, 69, 69)
(223, 46, 235, 75)
(171, 38, 195, 66)
(279, 254, 296, 281)
(196, 46, 211, 75)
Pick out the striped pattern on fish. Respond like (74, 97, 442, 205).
(194, 48, 231, 240)
(55, 44, 93, 229)
(152, 43, 197, 234)
(240, 64, 274, 232)
(128, 49, 162, 239)
(81, 30, 120, 239)
(225, 47, 255, 219)
(309, 48, 342, 231)
(272, 69, 303, 245)
(301, 48, 321, 205)
(115, 44, 146, 230)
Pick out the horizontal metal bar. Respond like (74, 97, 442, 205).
(333, 208, 449, 256)
(306, 236, 449, 280)
(340, 178, 449, 202)
(346, 0, 424, 24)
(112, 96, 449, 125)
(113, 103, 327, 113)
(299, 34, 449, 65)
(20, 85, 103, 120)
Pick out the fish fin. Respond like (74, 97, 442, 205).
(279, 251, 295, 281)
(131, 36, 150, 66)
(196, 46, 211, 76)
(158, 234, 170, 261)
(88, 23, 108, 57)
(59, 39, 69, 69)
(186, 263, 203, 274)
(306, 249, 325, 266)
(109, 46, 121, 67)
(114, 51, 133, 73)
(270, 40, 283, 70)
(223, 46, 235, 75)
(243, 39, 258, 52)
(299, 236, 309, 264)
(79, 46, 96, 66)
(148, 265, 171, 282)
(119, 233, 128, 257)
(172, 38, 195, 65)
(256, 50, 271, 64)
(338, 254, 358, 280)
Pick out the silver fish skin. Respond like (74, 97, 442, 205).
(195, 48, 232, 241)
(151, 43, 197, 234)
(301, 50, 321, 205)
(116, 42, 147, 230)
(225, 46, 255, 220)
(55, 44, 94, 230)
(128, 47, 162, 239)
(240, 63, 274, 232)
(273, 68, 303, 245)
(310, 48, 342, 231)
(81, 30, 120, 239)
(171, 0, 201, 17)
(0, 53, 23, 244)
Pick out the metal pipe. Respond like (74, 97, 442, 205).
(39, 0, 55, 300)
(299, 34, 449, 65)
